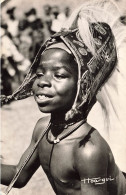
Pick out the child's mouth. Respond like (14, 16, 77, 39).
(36, 94, 53, 104)
(37, 95, 50, 100)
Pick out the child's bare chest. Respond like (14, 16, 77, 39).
(38, 135, 80, 192)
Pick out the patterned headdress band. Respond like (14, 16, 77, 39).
(46, 42, 72, 54)
(1, 22, 117, 123)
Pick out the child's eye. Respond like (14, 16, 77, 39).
(36, 72, 44, 77)
(54, 74, 67, 79)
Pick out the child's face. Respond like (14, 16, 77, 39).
(32, 48, 78, 114)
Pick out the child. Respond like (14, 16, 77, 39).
(1, 0, 126, 194)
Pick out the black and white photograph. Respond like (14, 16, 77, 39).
(1, 0, 126, 194)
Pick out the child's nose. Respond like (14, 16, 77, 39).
(37, 75, 51, 88)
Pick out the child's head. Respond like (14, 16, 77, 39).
(32, 47, 78, 114)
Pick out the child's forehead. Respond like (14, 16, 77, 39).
(39, 48, 78, 71)
(41, 48, 71, 61)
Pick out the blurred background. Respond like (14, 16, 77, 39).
(0, 0, 126, 194)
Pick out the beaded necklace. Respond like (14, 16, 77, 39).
(46, 119, 86, 144)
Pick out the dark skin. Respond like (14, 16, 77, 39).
(1, 49, 125, 194)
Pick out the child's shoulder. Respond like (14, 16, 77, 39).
(36, 115, 50, 128)
(32, 115, 50, 142)
(74, 125, 111, 169)
(73, 126, 116, 178)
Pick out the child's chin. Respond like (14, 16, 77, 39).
(38, 107, 51, 113)
(38, 106, 68, 115)
(38, 105, 56, 113)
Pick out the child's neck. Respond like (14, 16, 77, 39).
(51, 112, 66, 125)
(50, 112, 67, 137)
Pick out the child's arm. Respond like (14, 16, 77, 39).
(1, 118, 45, 188)
(75, 137, 110, 195)
(1, 141, 40, 188)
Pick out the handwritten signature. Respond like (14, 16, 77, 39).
(81, 176, 114, 185)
